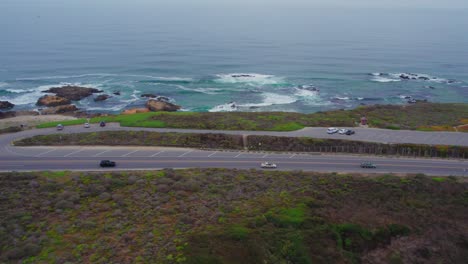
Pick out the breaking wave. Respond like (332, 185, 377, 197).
(370, 72, 456, 84)
(215, 73, 284, 86)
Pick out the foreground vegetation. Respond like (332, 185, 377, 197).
(1, 170, 467, 263)
(14, 131, 468, 159)
(36, 103, 468, 132)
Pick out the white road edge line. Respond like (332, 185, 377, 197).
(64, 148, 84, 157)
(178, 150, 193, 158)
(262, 154, 268, 158)
(289, 154, 296, 159)
(35, 148, 57, 157)
(151, 151, 164, 157)
(234, 153, 242, 158)
(122, 150, 139, 157)
(93, 150, 111, 157)
(208, 151, 217, 157)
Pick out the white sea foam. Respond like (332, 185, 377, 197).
(399, 95, 412, 99)
(120, 90, 142, 103)
(215, 73, 283, 85)
(209, 102, 238, 112)
(294, 88, 319, 97)
(174, 85, 223, 95)
(5, 89, 35, 93)
(240, 93, 297, 107)
(0, 82, 7, 88)
(334, 96, 350, 100)
(371, 76, 401, 83)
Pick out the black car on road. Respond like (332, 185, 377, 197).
(100, 160, 116, 167)
(345, 130, 355, 135)
(360, 162, 376, 168)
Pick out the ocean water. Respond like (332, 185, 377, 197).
(1, 6, 467, 113)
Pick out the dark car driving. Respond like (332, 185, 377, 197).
(99, 121, 106, 127)
(345, 130, 355, 135)
(360, 162, 376, 168)
(100, 160, 116, 167)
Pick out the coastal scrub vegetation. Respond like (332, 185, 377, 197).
(36, 103, 468, 132)
(0, 169, 467, 263)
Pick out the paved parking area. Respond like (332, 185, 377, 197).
(8, 146, 320, 160)
(295, 127, 468, 146)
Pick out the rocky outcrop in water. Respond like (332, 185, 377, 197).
(231, 74, 254, 78)
(0, 101, 15, 110)
(42, 85, 102, 101)
(40, 105, 78, 115)
(36, 95, 71, 107)
(94, 94, 110, 102)
(146, 99, 181, 112)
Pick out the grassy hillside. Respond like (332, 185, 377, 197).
(36, 103, 468, 132)
(1, 170, 467, 263)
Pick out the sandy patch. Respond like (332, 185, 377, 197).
(0, 115, 77, 129)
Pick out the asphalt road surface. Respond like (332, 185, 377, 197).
(0, 124, 467, 175)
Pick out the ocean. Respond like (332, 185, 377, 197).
(1, 6, 467, 113)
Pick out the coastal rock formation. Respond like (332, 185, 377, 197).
(122, 108, 150, 115)
(40, 105, 78, 115)
(42, 85, 102, 101)
(94, 94, 110, 102)
(113, 91, 121, 96)
(0, 101, 15, 110)
(36, 95, 71, 107)
(146, 99, 181, 112)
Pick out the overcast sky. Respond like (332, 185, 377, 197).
(3, 0, 468, 9)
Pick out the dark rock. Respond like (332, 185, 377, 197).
(156, 96, 170, 102)
(113, 91, 121, 96)
(36, 95, 71, 107)
(0, 101, 14, 110)
(42, 85, 102, 101)
(94, 94, 110, 102)
(399, 74, 410, 80)
(40, 105, 78, 115)
(231, 74, 254, 78)
(141, 94, 157, 98)
(418, 76, 430, 81)
(146, 99, 181, 112)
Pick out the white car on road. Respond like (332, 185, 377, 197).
(327, 127, 339, 134)
(84, 122, 90, 128)
(338, 128, 348, 135)
(261, 162, 277, 169)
